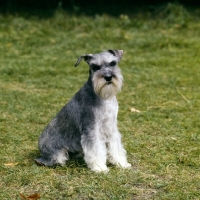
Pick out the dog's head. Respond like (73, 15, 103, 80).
(75, 50, 124, 99)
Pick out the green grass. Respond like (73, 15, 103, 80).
(0, 3, 200, 199)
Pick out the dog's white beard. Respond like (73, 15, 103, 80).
(93, 76, 123, 100)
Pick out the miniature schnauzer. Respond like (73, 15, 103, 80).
(36, 50, 131, 172)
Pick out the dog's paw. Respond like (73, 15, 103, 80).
(117, 162, 132, 169)
(121, 162, 132, 169)
(35, 158, 54, 167)
(90, 164, 109, 173)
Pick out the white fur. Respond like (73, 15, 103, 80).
(54, 149, 68, 166)
(92, 67, 123, 100)
(81, 97, 131, 172)
(92, 52, 118, 66)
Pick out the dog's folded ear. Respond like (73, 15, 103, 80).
(107, 50, 123, 61)
(74, 54, 93, 67)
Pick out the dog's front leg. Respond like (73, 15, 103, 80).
(107, 127, 131, 169)
(81, 129, 109, 173)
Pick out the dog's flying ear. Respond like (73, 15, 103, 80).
(74, 54, 93, 67)
(107, 50, 123, 61)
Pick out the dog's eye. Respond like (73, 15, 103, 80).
(110, 61, 117, 67)
(91, 64, 100, 72)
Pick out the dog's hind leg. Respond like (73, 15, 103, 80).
(35, 148, 68, 166)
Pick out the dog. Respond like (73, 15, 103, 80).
(35, 50, 131, 172)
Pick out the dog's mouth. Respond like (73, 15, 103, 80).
(107, 81, 112, 85)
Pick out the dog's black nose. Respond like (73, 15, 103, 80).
(104, 76, 112, 82)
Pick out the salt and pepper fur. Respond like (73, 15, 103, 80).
(36, 50, 131, 172)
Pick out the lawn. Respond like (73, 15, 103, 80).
(0, 3, 200, 199)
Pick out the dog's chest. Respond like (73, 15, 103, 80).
(94, 97, 118, 135)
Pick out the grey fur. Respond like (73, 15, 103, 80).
(36, 50, 131, 172)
